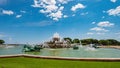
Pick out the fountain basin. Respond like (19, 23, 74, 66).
(0, 45, 120, 58)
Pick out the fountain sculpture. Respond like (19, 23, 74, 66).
(44, 32, 71, 48)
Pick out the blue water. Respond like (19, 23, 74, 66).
(0, 45, 120, 58)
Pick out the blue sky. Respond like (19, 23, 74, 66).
(0, 0, 120, 44)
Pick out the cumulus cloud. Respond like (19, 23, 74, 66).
(71, 3, 85, 11)
(90, 27, 109, 32)
(107, 6, 120, 16)
(110, 0, 117, 3)
(31, 0, 70, 21)
(16, 15, 22, 18)
(2, 10, 14, 15)
(97, 21, 114, 27)
(49, 10, 63, 21)
(90, 21, 114, 34)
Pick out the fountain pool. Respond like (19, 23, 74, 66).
(0, 45, 120, 58)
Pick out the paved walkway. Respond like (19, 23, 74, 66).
(98, 46, 120, 49)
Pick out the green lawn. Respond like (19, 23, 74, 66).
(0, 57, 120, 68)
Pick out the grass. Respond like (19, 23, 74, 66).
(0, 57, 120, 68)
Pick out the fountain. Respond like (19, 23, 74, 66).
(44, 32, 71, 48)
(79, 41, 83, 48)
(22, 44, 42, 52)
(85, 44, 96, 51)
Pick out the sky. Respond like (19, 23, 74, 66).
(0, 0, 120, 44)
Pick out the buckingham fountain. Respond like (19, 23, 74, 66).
(43, 32, 71, 48)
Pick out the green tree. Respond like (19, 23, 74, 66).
(106, 39, 119, 45)
(63, 37, 72, 43)
(0, 39, 5, 44)
(99, 40, 108, 45)
(81, 38, 98, 45)
(118, 42, 120, 45)
(73, 39, 80, 43)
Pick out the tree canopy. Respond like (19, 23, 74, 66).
(63, 37, 72, 43)
(63, 37, 120, 46)
(73, 39, 80, 43)
(0, 39, 5, 44)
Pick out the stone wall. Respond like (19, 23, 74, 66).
(0, 54, 120, 62)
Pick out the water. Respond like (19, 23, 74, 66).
(0, 45, 120, 58)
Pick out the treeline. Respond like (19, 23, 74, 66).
(63, 38, 120, 46)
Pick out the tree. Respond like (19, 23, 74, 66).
(81, 38, 99, 45)
(106, 39, 119, 45)
(0, 39, 5, 44)
(98, 39, 120, 46)
(63, 37, 72, 43)
(73, 39, 80, 43)
(99, 40, 108, 45)
(118, 42, 120, 45)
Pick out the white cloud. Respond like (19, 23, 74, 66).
(63, 15, 68, 18)
(107, 6, 120, 16)
(49, 10, 63, 21)
(92, 22, 96, 24)
(87, 32, 105, 35)
(72, 14, 75, 16)
(43, 5, 58, 13)
(90, 21, 114, 34)
(58, 0, 69, 4)
(31, 0, 41, 7)
(58, 6, 64, 11)
(96, 32, 105, 35)
(90, 27, 109, 32)
(16, 15, 22, 18)
(20, 10, 26, 13)
(2, 10, 14, 15)
(87, 32, 94, 35)
(80, 12, 88, 15)
(71, 3, 85, 11)
(103, 10, 106, 13)
(110, 0, 117, 3)
(97, 21, 114, 27)
(32, 0, 69, 21)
